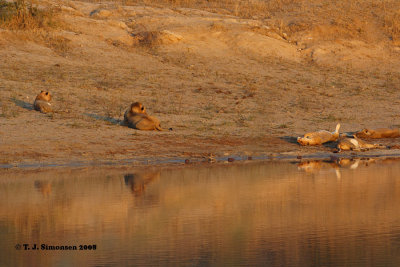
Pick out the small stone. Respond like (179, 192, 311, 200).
(90, 9, 112, 18)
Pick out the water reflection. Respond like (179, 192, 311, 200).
(297, 157, 400, 179)
(34, 180, 52, 196)
(124, 171, 160, 196)
(1, 160, 400, 266)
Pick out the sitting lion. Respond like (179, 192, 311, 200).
(355, 128, 400, 139)
(297, 124, 340, 146)
(124, 102, 163, 131)
(33, 91, 53, 113)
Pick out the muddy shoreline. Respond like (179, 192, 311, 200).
(2, 148, 400, 171)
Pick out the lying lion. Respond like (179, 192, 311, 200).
(337, 135, 386, 151)
(355, 128, 400, 139)
(297, 124, 340, 146)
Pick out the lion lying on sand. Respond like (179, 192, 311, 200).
(124, 102, 163, 131)
(297, 124, 340, 146)
(355, 128, 400, 139)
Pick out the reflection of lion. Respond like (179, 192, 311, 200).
(123, 102, 163, 131)
(34, 181, 52, 196)
(338, 158, 377, 169)
(33, 91, 53, 113)
(297, 160, 338, 173)
(337, 136, 386, 151)
(355, 128, 400, 139)
(337, 158, 362, 169)
(297, 160, 341, 178)
(297, 124, 340, 145)
(124, 172, 160, 196)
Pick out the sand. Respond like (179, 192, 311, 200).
(1, 0, 400, 168)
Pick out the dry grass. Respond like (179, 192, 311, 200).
(3, 0, 400, 45)
(384, 9, 400, 44)
(81, 0, 400, 45)
(0, 0, 60, 30)
(5, 0, 400, 45)
(0, 102, 20, 118)
(0, 1, 72, 55)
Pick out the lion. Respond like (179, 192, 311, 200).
(123, 102, 163, 131)
(297, 123, 340, 146)
(355, 128, 400, 139)
(337, 135, 386, 151)
(33, 91, 53, 113)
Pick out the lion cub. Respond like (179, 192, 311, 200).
(355, 128, 400, 139)
(124, 102, 163, 131)
(33, 91, 53, 113)
(337, 135, 386, 151)
(297, 124, 340, 146)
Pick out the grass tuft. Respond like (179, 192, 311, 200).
(0, 0, 59, 30)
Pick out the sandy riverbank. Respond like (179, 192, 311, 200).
(1, 0, 400, 167)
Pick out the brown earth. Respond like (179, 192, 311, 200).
(2, 0, 400, 167)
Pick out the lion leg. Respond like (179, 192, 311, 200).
(134, 118, 158, 131)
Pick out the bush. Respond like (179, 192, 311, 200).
(0, 0, 15, 22)
(0, 0, 58, 30)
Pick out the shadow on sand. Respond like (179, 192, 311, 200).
(84, 113, 122, 125)
(280, 136, 299, 145)
(12, 98, 33, 111)
(322, 141, 338, 149)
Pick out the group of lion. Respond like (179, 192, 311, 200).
(34, 91, 399, 152)
(34, 91, 163, 131)
(297, 123, 400, 152)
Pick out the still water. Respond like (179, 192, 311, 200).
(1, 158, 400, 266)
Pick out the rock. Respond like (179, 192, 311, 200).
(90, 9, 112, 18)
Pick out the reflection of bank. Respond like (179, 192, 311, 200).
(124, 172, 160, 196)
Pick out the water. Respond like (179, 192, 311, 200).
(1, 159, 400, 266)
